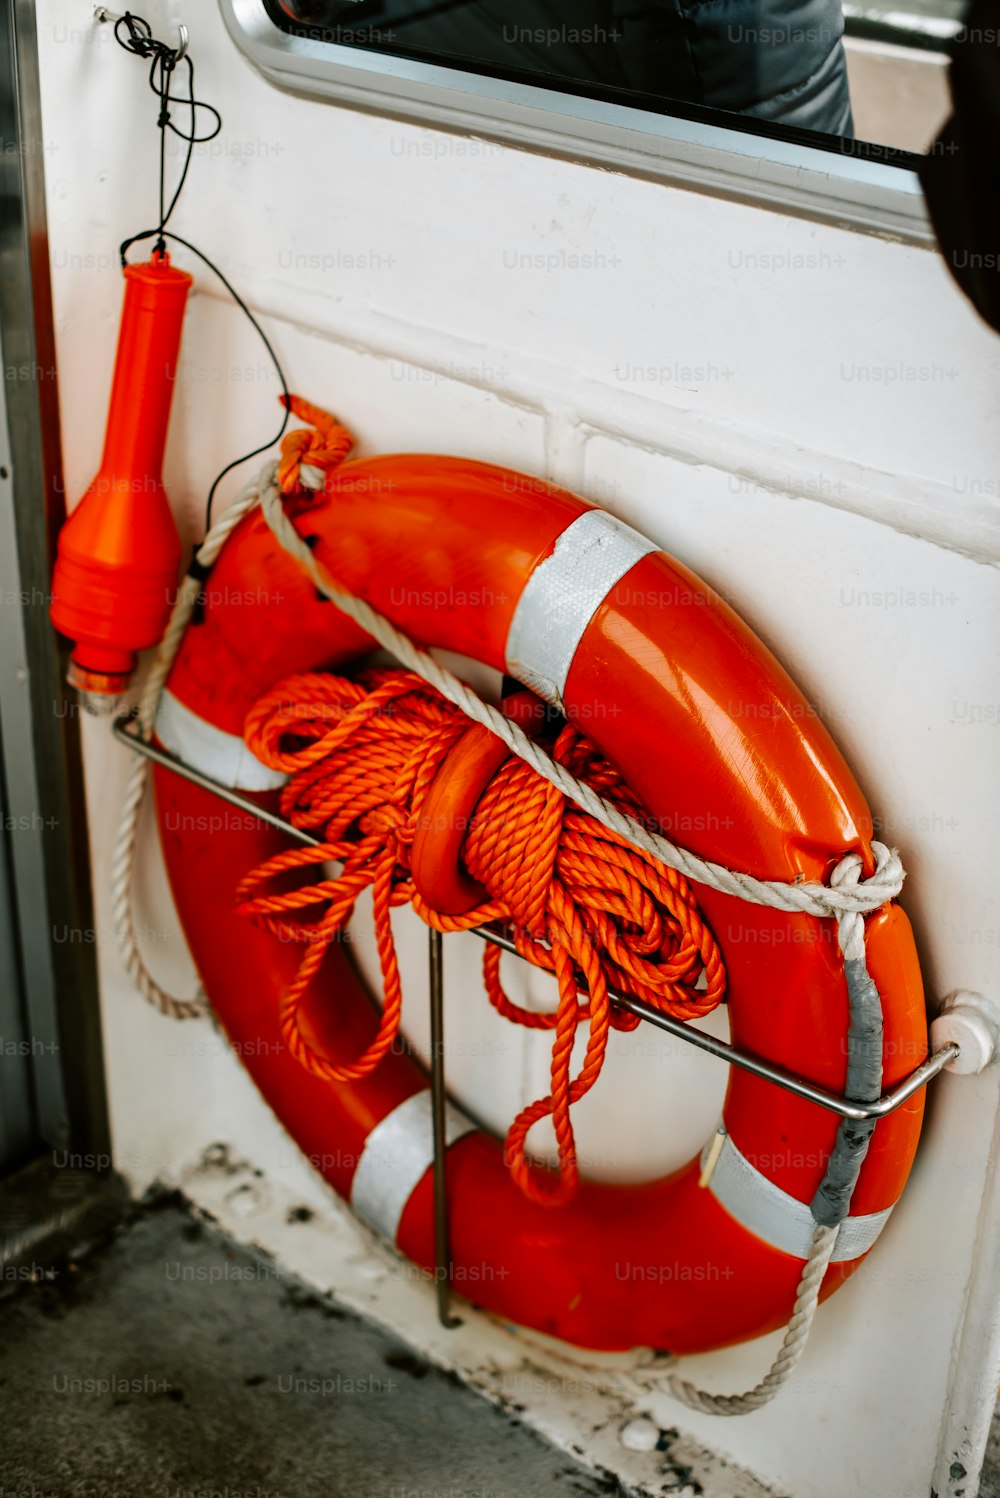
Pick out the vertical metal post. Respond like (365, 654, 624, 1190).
(428, 927, 460, 1328)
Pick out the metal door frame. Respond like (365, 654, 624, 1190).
(0, 0, 109, 1170)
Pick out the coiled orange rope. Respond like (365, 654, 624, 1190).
(236, 667, 726, 1206)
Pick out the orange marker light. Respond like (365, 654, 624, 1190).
(50, 251, 192, 703)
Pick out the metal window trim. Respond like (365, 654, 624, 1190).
(220, 0, 934, 246)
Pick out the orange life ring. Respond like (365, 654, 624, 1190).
(153, 453, 926, 1353)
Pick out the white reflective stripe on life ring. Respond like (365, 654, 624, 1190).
(505, 510, 659, 712)
(703, 1129, 895, 1263)
(155, 689, 288, 792)
(350, 1090, 477, 1242)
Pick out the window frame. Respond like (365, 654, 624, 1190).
(221, 0, 936, 245)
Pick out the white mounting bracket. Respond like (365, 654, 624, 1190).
(930, 991, 1000, 1075)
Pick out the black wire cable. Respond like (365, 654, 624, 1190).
(112, 12, 291, 532)
(118, 228, 291, 531)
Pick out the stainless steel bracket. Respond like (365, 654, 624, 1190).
(114, 712, 962, 1331)
(112, 714, 960, 1126)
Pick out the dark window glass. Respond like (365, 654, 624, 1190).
(273, 0, 858, 140)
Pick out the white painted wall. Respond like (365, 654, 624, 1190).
(35, 2, 1000, 1495)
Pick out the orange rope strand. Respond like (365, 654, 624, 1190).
(276, 393, 354, 495)
(236, 669, 726, 1205)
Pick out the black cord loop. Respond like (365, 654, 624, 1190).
(112, 12, 290, 530)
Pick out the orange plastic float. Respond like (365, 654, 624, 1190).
(151, 441, 926, 1354)
(50, 252, 191, 698)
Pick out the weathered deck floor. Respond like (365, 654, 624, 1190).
(0, 1195, 620, 1498)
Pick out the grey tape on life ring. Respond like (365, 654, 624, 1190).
(703, 1129, 894, 1263)
(505, 510, 659, 712)
(155, 689, 288, 792)
(350, 1090, 477, 1242)
(810, 955, 884, 1228)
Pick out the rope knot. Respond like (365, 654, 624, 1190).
(277, 394, 354, 496)
(828, 840, 902, 907)
(825, 840, 902, 963)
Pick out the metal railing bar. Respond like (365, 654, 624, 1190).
(113, 715, 958, 1121)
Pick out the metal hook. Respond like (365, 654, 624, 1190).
(93, 7, 189, 63)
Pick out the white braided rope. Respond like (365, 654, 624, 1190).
(662, 1224, 839, 1414)
(512, 1223, 839, 1416)
(110, 458, 896, 1412)
(109, 477, 265, 1018)
(830, 852, 869, 965)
